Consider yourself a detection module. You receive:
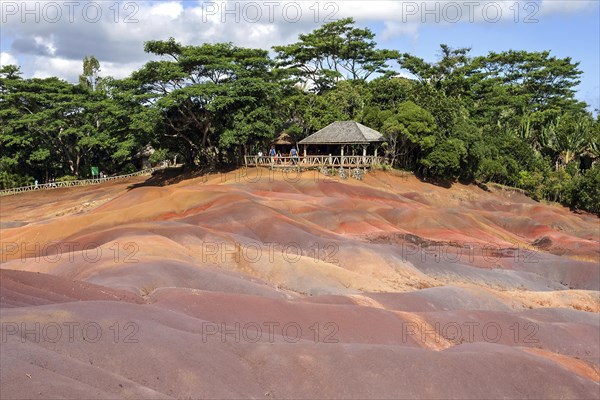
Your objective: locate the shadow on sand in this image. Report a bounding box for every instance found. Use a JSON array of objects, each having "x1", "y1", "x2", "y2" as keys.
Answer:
[
  {"x1": 126, "y1": 164, "x2": 243, "y2": 190},
  {"x1": 414, "y1": 173, "x2": 453, "y2": 189}
]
